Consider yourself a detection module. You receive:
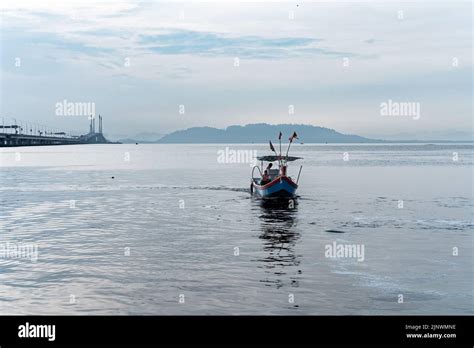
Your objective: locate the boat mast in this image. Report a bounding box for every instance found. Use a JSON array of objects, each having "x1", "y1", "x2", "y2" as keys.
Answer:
[{"x1": 278, "y1": 131, "x2": 282, "y2": 170}]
